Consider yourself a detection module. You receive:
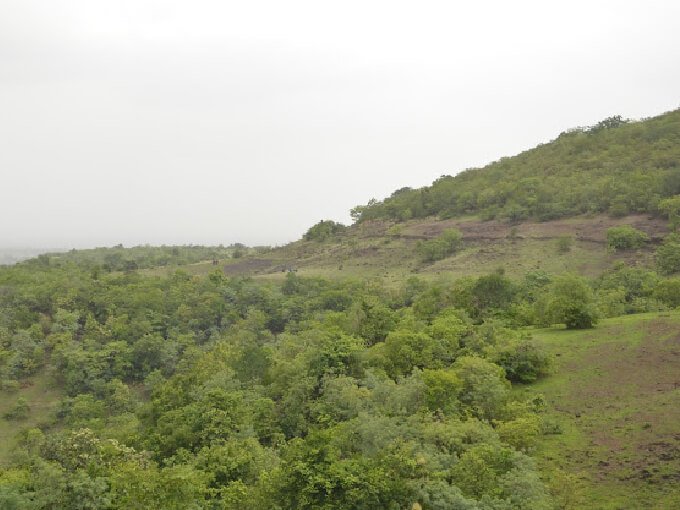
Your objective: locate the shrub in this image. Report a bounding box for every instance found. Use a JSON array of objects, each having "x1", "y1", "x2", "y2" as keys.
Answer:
[
  {"x1": 556, "y1": 235, "x2": 573, "y2": 253},
  {"x1": 538, "y1": 274, "x2": 599, "y2": 329},
  {"x1": 653, "y1": 280, "x2": 680, "y2": 308},
  {"x1": 606, "y1": 226, "x2": 649, "y2": 251},
  {"x1": 656, "y1": 233, "x2": 680, "y2": 274},
  {"x1": 417, "y1": 228, "x2": 464, "y2": 262},
  {"x1": 497, "y1": 415, "x2": 541, "y2": 451},
  {"x1": 304, "y1": 220, "x2": 347, "y2": 241},
  {"x1": 5, "y1": 397, "x2": 30, "y2": 420}
]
